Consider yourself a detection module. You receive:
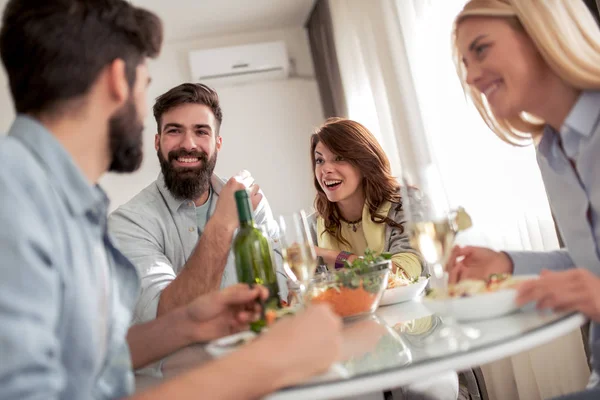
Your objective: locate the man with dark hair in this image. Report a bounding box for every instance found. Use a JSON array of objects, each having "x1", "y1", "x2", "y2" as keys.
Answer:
[
  {"x1": 0, "y1": 1, "x2": 342, "y2": 399},
  {"x1": 109, "y1": 83, "x2": 288, "y2": 322}
]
